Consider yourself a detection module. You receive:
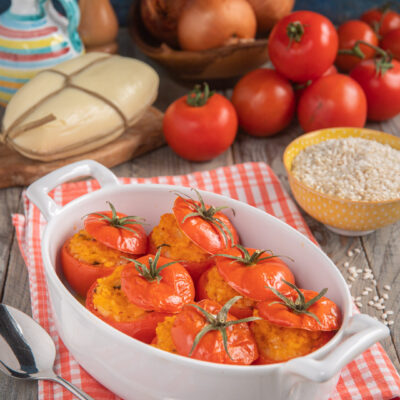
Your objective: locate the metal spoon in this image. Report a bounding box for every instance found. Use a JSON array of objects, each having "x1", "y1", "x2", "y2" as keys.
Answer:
[{"x1": 0, "y1": 303, "x2": 94, "y2": 400}]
